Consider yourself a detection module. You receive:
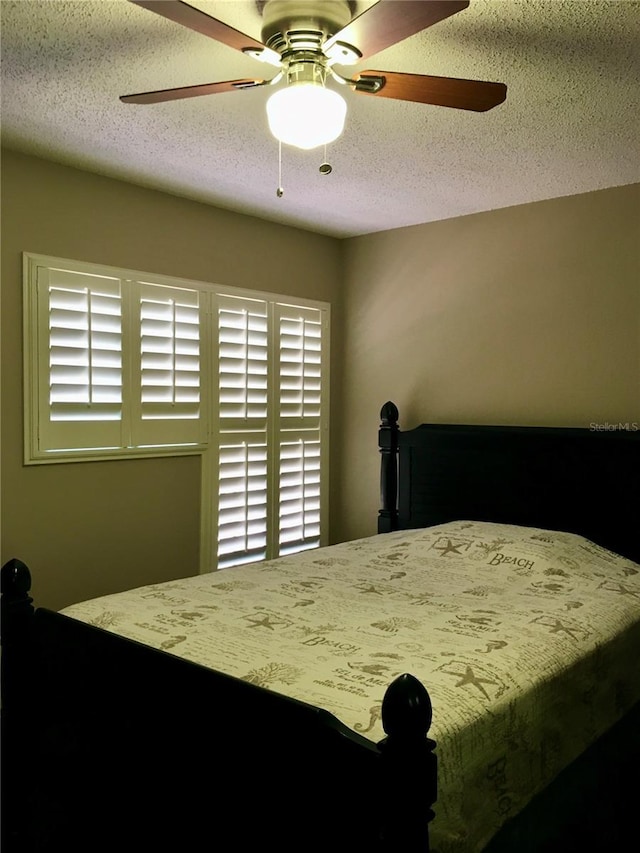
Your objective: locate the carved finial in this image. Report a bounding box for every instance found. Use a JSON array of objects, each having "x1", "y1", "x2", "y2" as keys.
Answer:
[
  {"x1": 1, "y1": 559, "x2": 32, "y2": 597},
  {"x1": 380, "y1": 401, "x2": 399, "y2": 425},
  {"x1": 381, "y1": 673, "x2": 433, "y2": 740}
]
